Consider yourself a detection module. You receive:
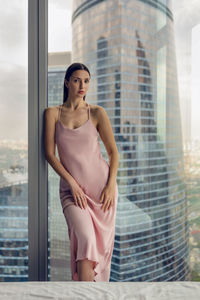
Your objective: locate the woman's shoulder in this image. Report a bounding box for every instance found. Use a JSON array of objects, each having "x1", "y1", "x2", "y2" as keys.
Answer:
[
  {"x1": 44, "y1": 105, "x2": 60, "y2": 122},
  {"x1": 45, "y1": 105, "x2": 61, "y2": 114},
  {"x1": 89, "y1": 104, "x2": 105, "y2": 115},
  {"x1": 45, "y1": 105, "x2": 61, "y2": 110},
  {"x1": 89, "y1": 104, "x2": 108, "y2": 125}
]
